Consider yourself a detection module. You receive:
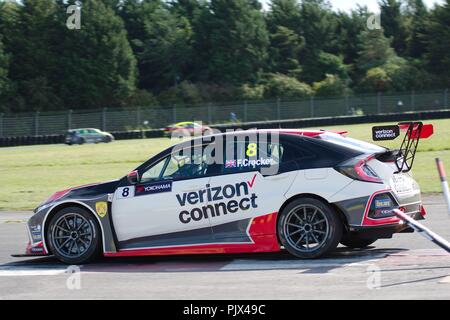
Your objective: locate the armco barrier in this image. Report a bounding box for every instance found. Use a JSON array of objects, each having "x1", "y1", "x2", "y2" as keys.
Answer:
[
  {"x1": 212, "y1": 109, "x2": 450, "y2": 131},
  {"x1": 1, "y1": 109, "x2": 449, "y2": 147},
  {"x1": 0, "y1": 134, "x2": 65, "y2": 147}
]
